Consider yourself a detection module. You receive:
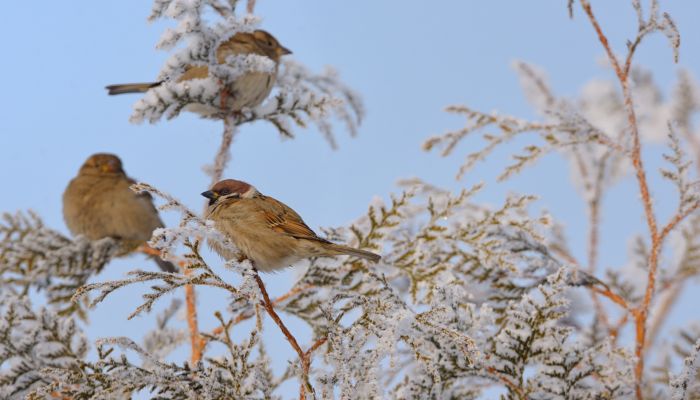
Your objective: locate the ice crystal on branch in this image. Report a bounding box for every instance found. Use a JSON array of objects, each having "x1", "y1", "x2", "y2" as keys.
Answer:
[
  {"x1": 0, "y1": 211, "x2": 119, "y2": 318},
  {"x1": 0, "y1": 294, "x2": 87, "y2": 399},
  {"x1": 29, "y1": 329, "x2": 277, "y2": 399},
  {"x1": 142, "y1": 299, "x2": 188, "y2": 364},
  {"x1": 125, "y1": 0, "x2": 363, "y2": 149},
  {"x1": 662, "y1": 125, "x2": 700, "y2": 215},
  {"x1": 1, "y1": 0, "x2": 699, "y2": 398},
  {"x1": 669, "y1": 335, "x2": 700, "y2": 400},
  {"x1": 423, "y1": 62, "x2": 693, "y2": 201}
]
